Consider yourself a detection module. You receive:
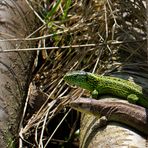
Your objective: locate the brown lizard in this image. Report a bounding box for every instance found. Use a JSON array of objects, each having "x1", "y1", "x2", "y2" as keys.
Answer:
[{"x1": 69, "y1": 97, "x2": 148, "y2": 135}]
